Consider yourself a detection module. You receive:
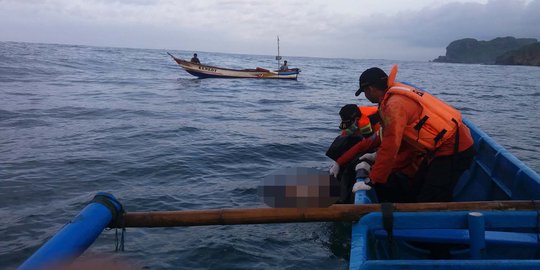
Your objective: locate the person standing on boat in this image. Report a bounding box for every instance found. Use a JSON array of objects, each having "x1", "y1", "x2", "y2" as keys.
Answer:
[
  {"x1": 353, "y1": 65, "x2": 476, "y2": 202},
  {"x1": 279, "y1": 60, "x2": 289, "y2": 71},
  {"x1": 190, "y1": 53, "x2": 200, "y2": 64}
]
